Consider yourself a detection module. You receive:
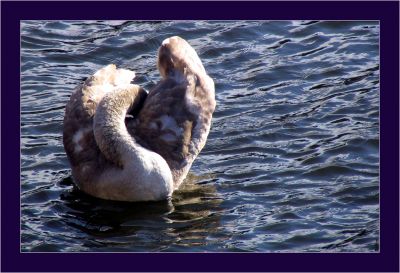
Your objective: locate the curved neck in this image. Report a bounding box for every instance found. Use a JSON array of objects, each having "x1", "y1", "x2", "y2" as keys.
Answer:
[
  {"x1": 92, "y1": 84, "x2": 174, "y2": 201},
  {"x1": 93, "y1": 85, "x2": 146, "y2": 166}
]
